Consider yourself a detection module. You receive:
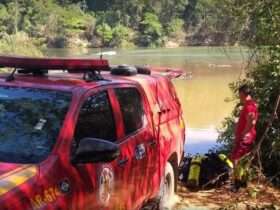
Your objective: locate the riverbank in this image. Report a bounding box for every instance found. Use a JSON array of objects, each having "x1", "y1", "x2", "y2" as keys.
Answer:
[
  {"x1": 0, "y1": 32, "x2": 240, "y2": 57},
  {"x1": 180, "y1": 129, "x2": 280, "y2": 209},
  {"x1": 175, "y1": 181, "x2": 280, "y2": 209}
]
